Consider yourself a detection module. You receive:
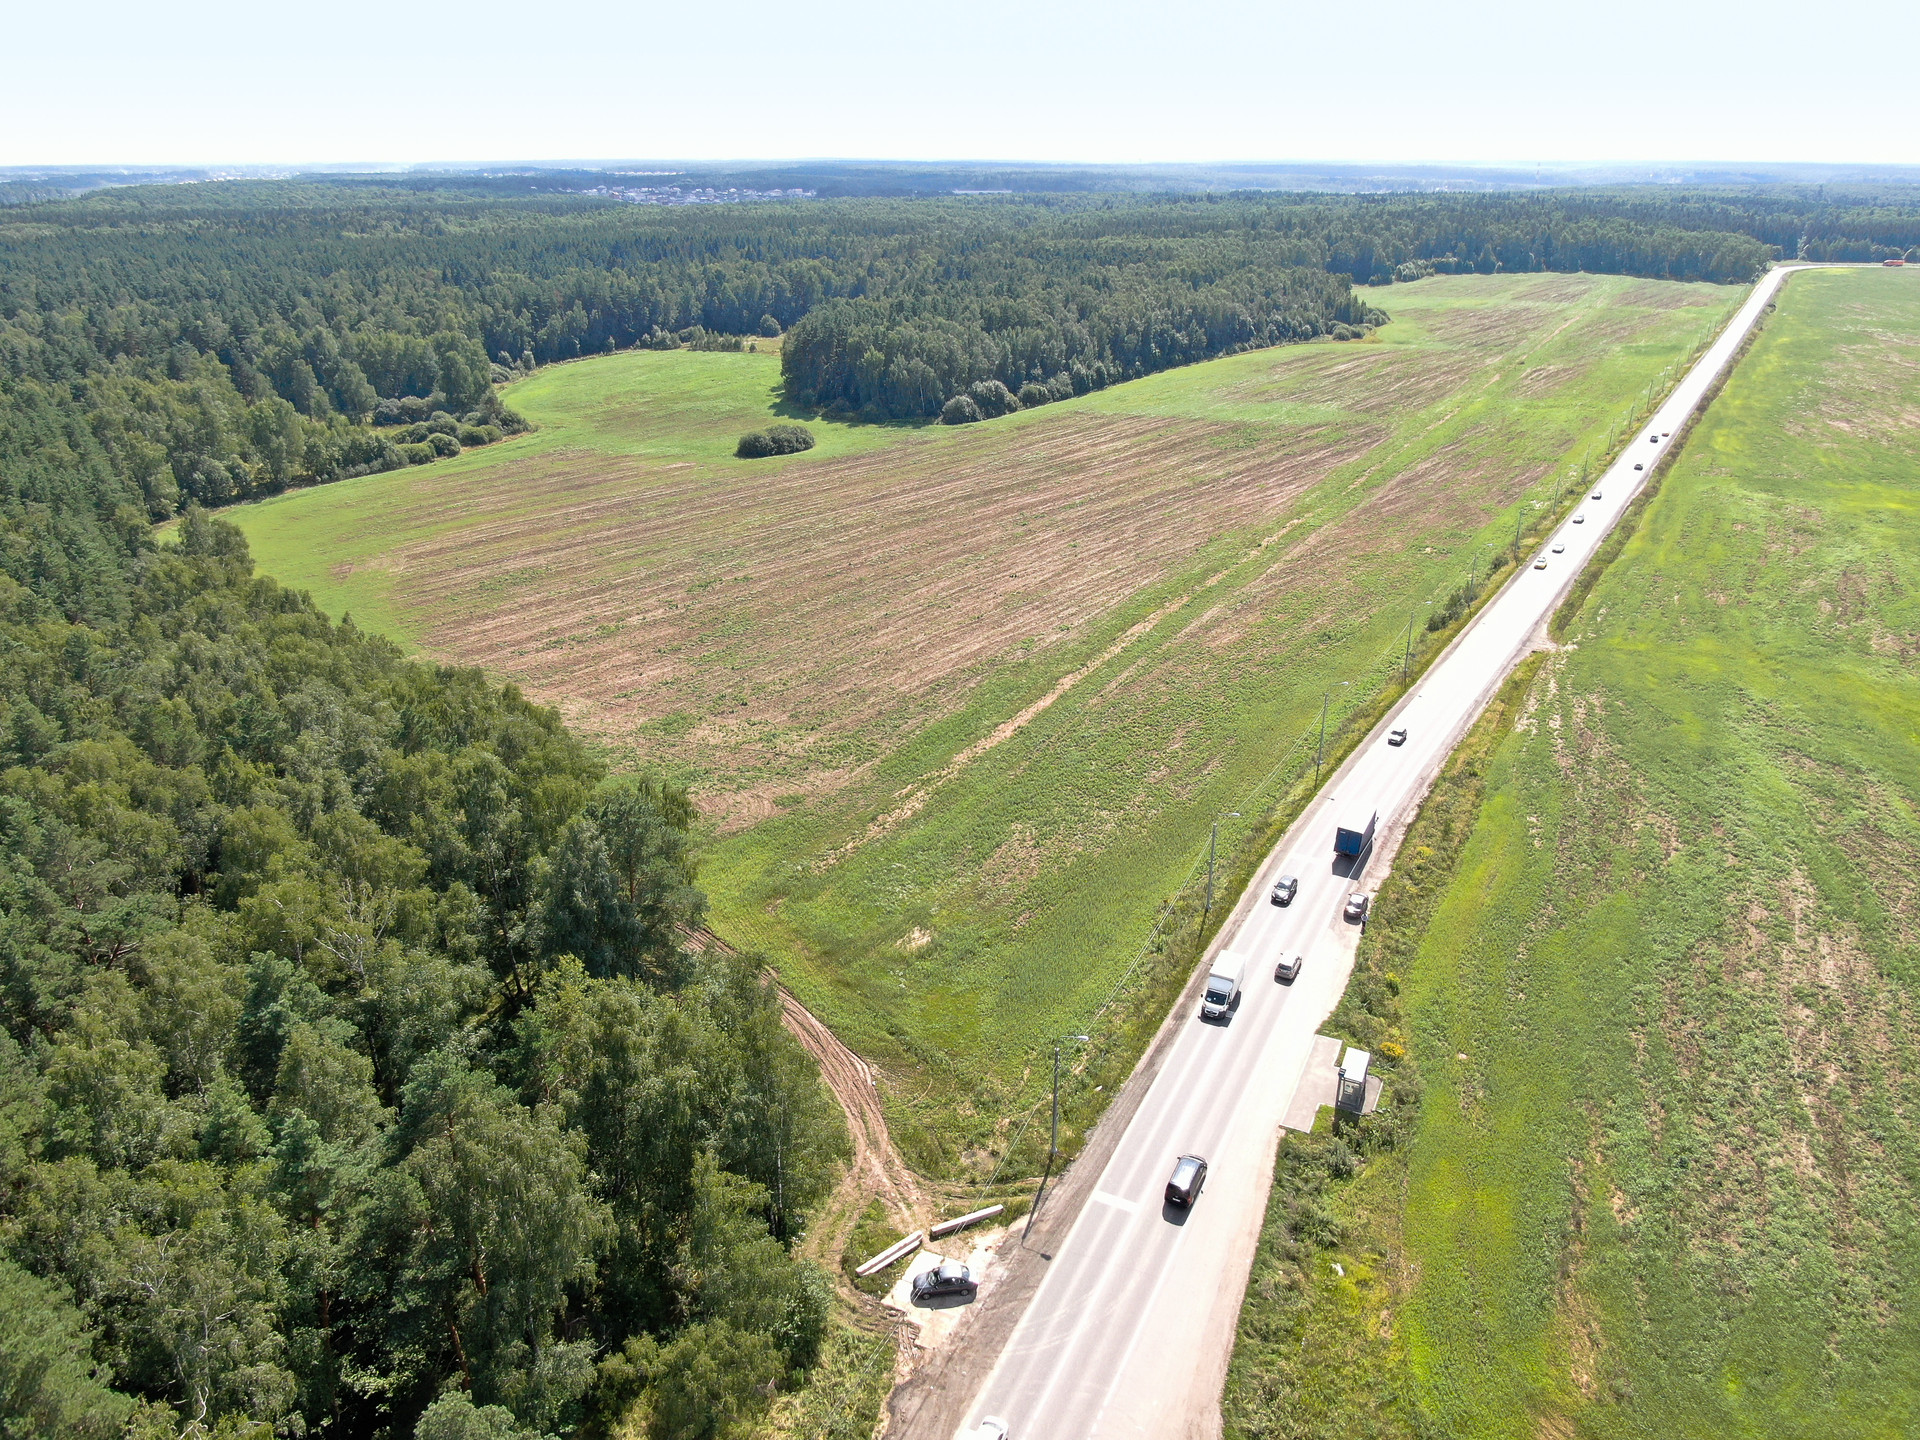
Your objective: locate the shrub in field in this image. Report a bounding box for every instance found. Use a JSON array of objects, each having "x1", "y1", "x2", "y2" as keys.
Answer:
[
  {"x1": 427, "y1": 431, "x2": 461, "y2": 457},
  {"x1": 968, "y1": 379, "x2": 1020, "y2": 417},
  {"x1": 1018, "y1": 381, "x2": 1052, "y2": 408},
  {"x1": 940, "y1": 394, "x2": 982, "y2": 425},
  {"x1": 735, "y1": 423, "x2": 815, "y2": 458},
  {"x1": 457, "y1": 424, "x2": 503, "y2": 447},
  {"x1": 758, "y1": 314, "x2": 783, "y2": 337},
  {"x1": 398, "y1": 440, "x2": 437, "y2": 465}
]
